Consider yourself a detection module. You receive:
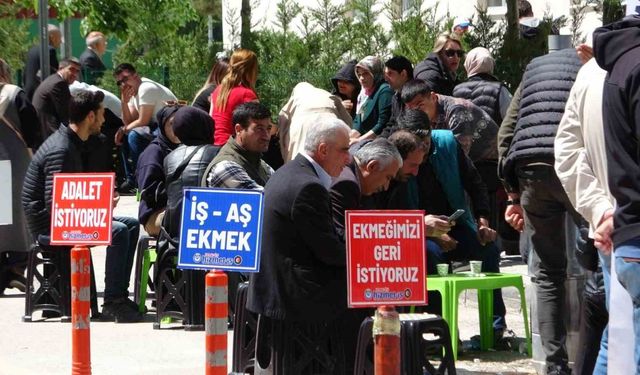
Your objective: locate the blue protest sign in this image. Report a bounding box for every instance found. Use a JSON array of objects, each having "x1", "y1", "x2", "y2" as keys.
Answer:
[{"x1": 178, "y1": 187, "x2": 264, "y2": 272}]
